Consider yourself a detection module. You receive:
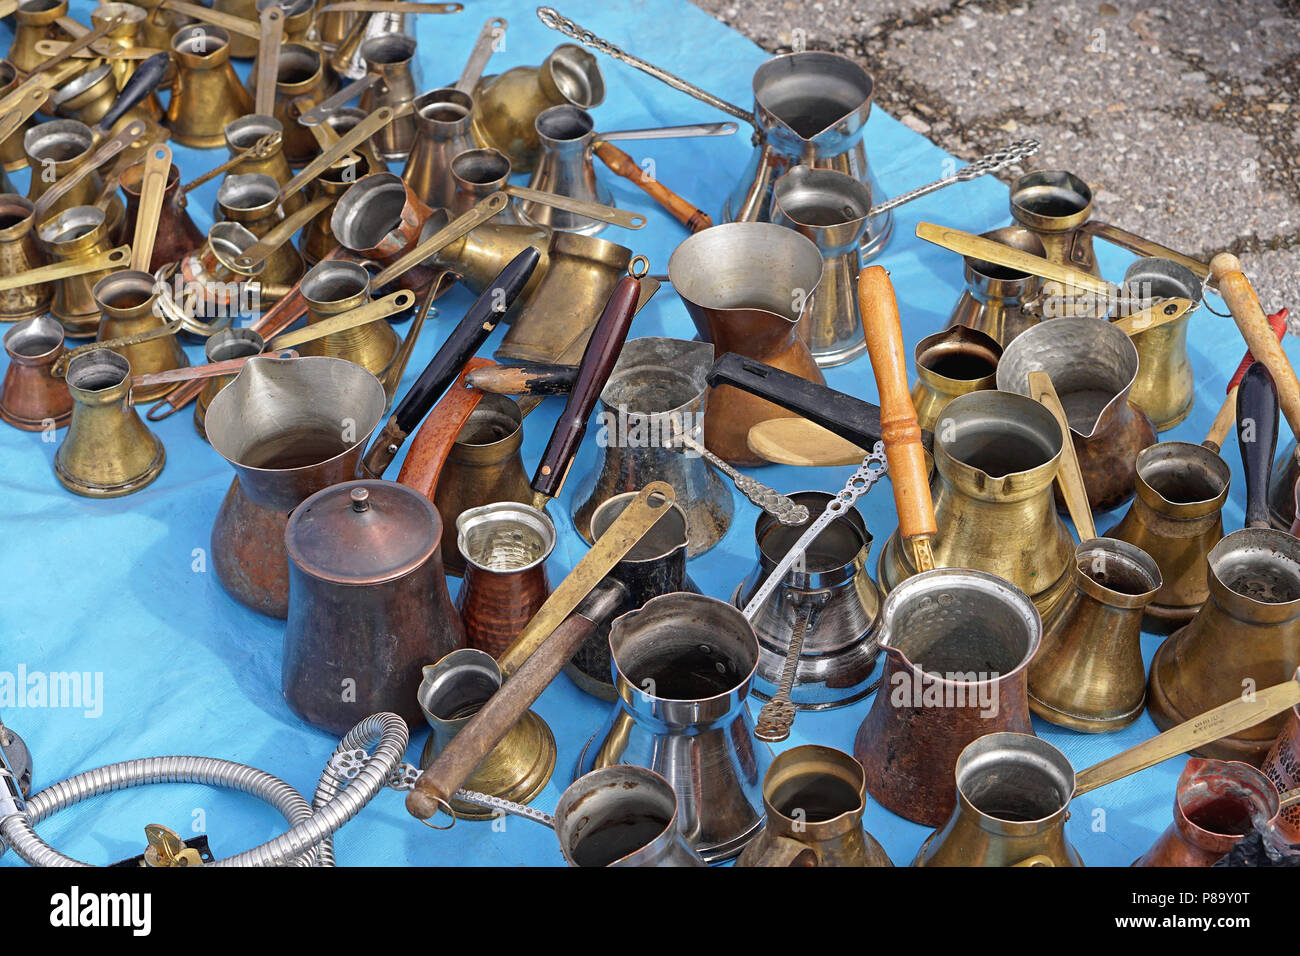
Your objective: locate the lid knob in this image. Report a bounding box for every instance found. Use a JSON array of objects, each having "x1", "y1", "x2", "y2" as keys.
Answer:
[{"x1": 350, "y1": 487, "x2": 370, "y2": 513}]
